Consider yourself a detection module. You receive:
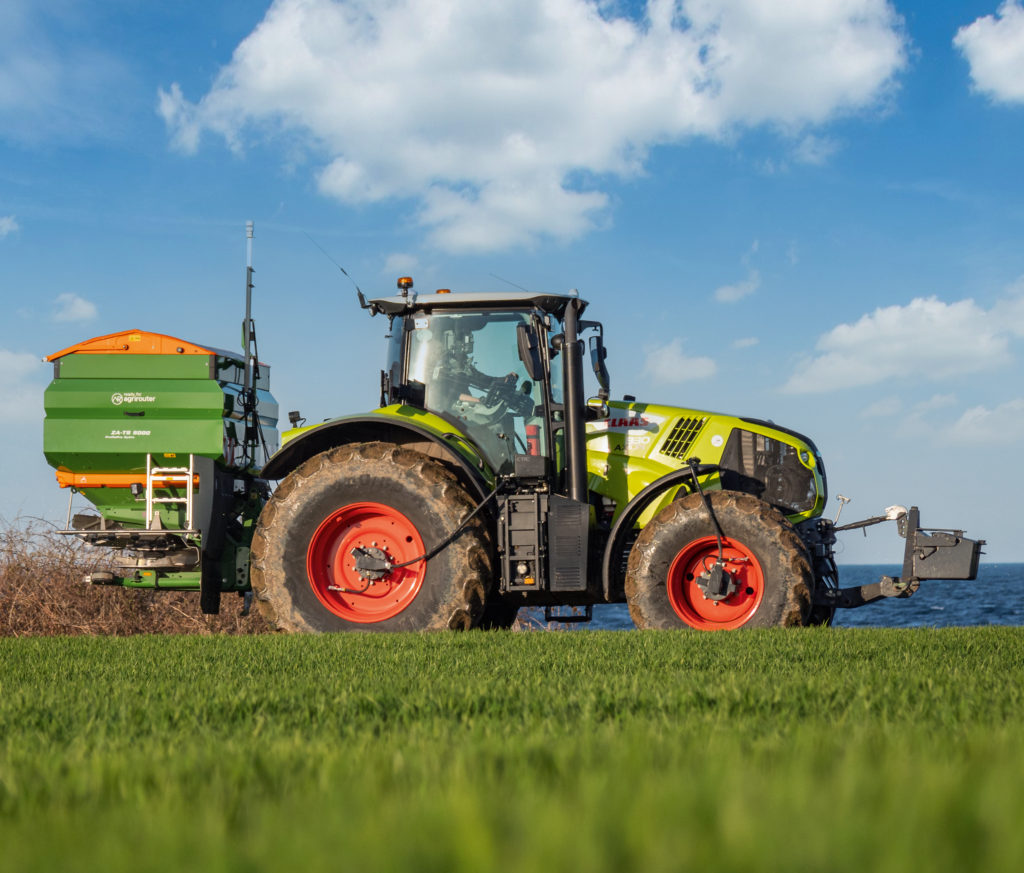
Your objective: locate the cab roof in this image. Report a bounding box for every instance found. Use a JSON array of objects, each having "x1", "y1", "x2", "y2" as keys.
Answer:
[{"x1": 368, "y1": 289, "x2": 588, "y2": 319}]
